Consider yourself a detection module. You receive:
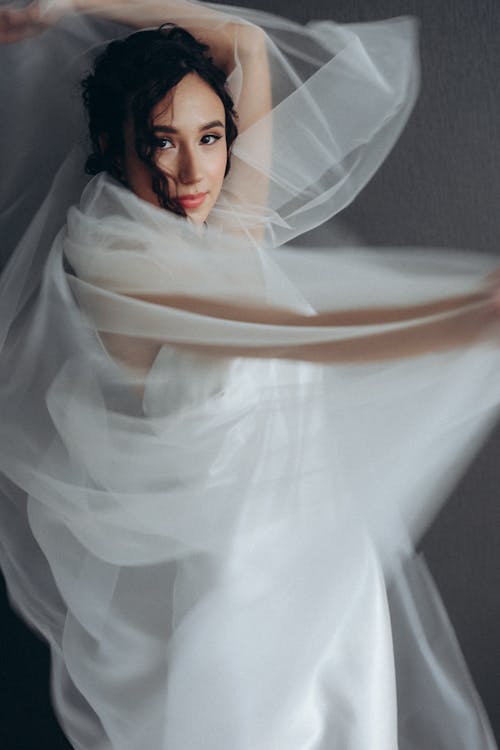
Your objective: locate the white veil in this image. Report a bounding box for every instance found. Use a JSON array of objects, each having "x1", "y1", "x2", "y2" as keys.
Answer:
[{"x1": 1, "y1": 4, "x2": 499, "y2": 749}]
